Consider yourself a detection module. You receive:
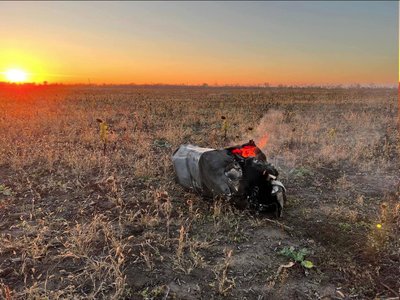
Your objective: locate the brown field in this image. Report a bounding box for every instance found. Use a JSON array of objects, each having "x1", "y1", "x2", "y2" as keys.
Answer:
[{"x1": 0, "y1": 86, "x2": 398, "y2": 299}]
